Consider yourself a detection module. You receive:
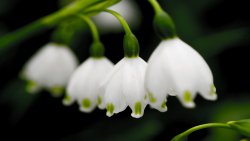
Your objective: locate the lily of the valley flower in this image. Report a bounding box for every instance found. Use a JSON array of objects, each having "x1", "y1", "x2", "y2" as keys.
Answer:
[
  {"x1": 93, "y1": 0, "x2": 141, "y2": 33},
  {"x1": 22, "y1": 43, "x2": 78, "y2": 96},
  {"x1": 145, "y1": 37, "x2": 217, "y2": 110},
  {"x1": 100, "y1": 57, "x2": 148, "y2": 118},
  {"x1": 64, "y1": 57, "x2": 114, "y2": 112}
]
